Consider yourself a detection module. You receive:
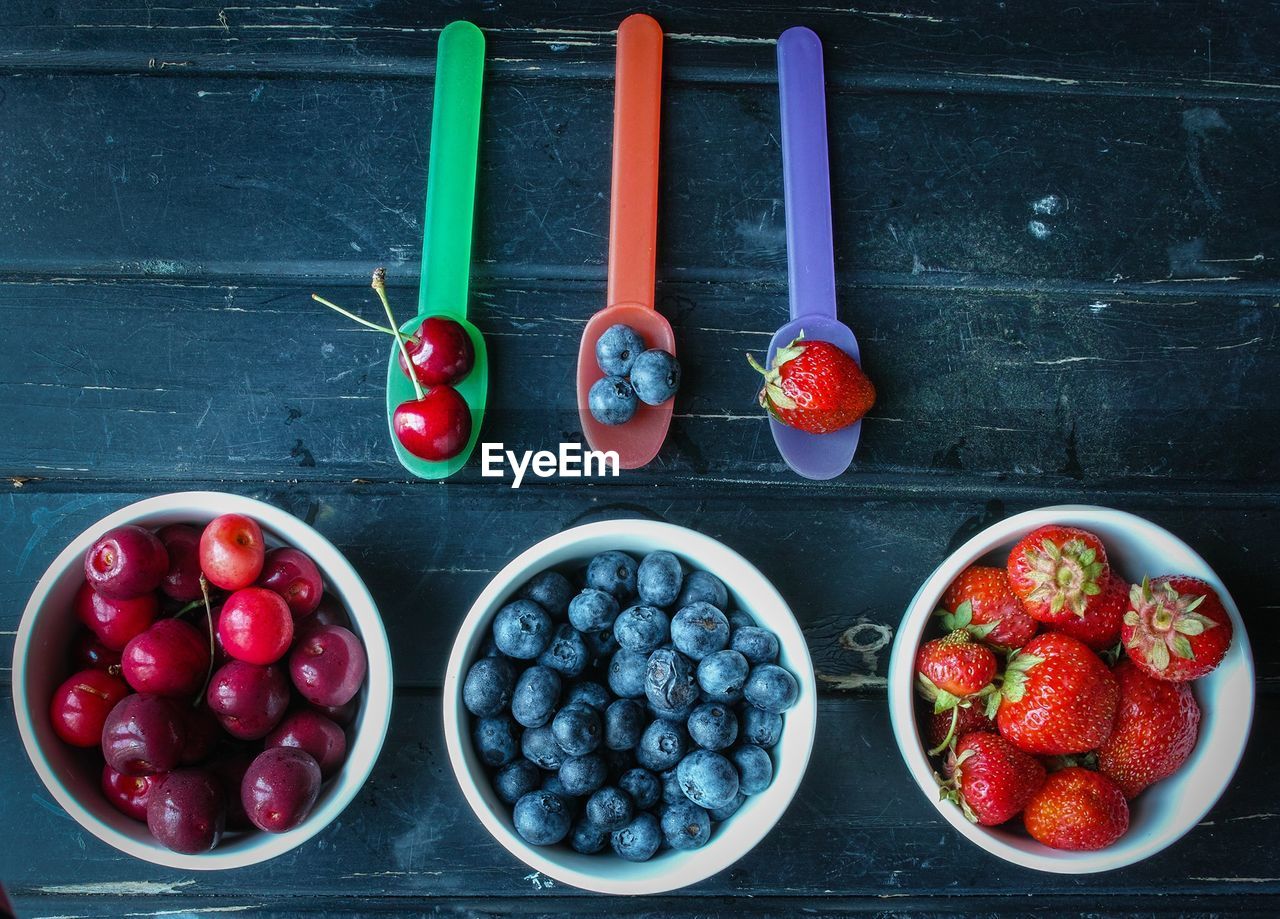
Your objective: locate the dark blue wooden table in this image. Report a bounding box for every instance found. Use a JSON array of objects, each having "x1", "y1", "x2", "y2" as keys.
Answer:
[{"x1": 2, "y1": 2, "x2": 1278, "y2": 915}]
